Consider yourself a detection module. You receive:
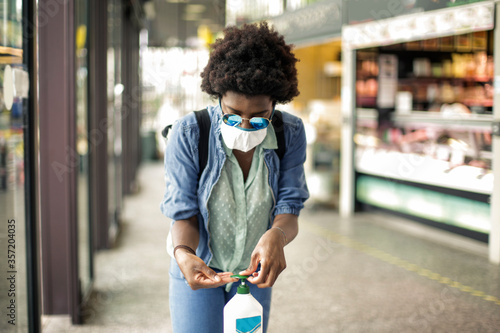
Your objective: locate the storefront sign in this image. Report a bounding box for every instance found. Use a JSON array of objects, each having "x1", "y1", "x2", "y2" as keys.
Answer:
[
  {"x1": 269, "y1": 0, "x2": 342, "y2": 45},
  {"x1": 343, "y1": 1, "x2": 494, "y2": 49},
  {"x1": 345, "y1": 0, "x2": 490, "y2": 25}
]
